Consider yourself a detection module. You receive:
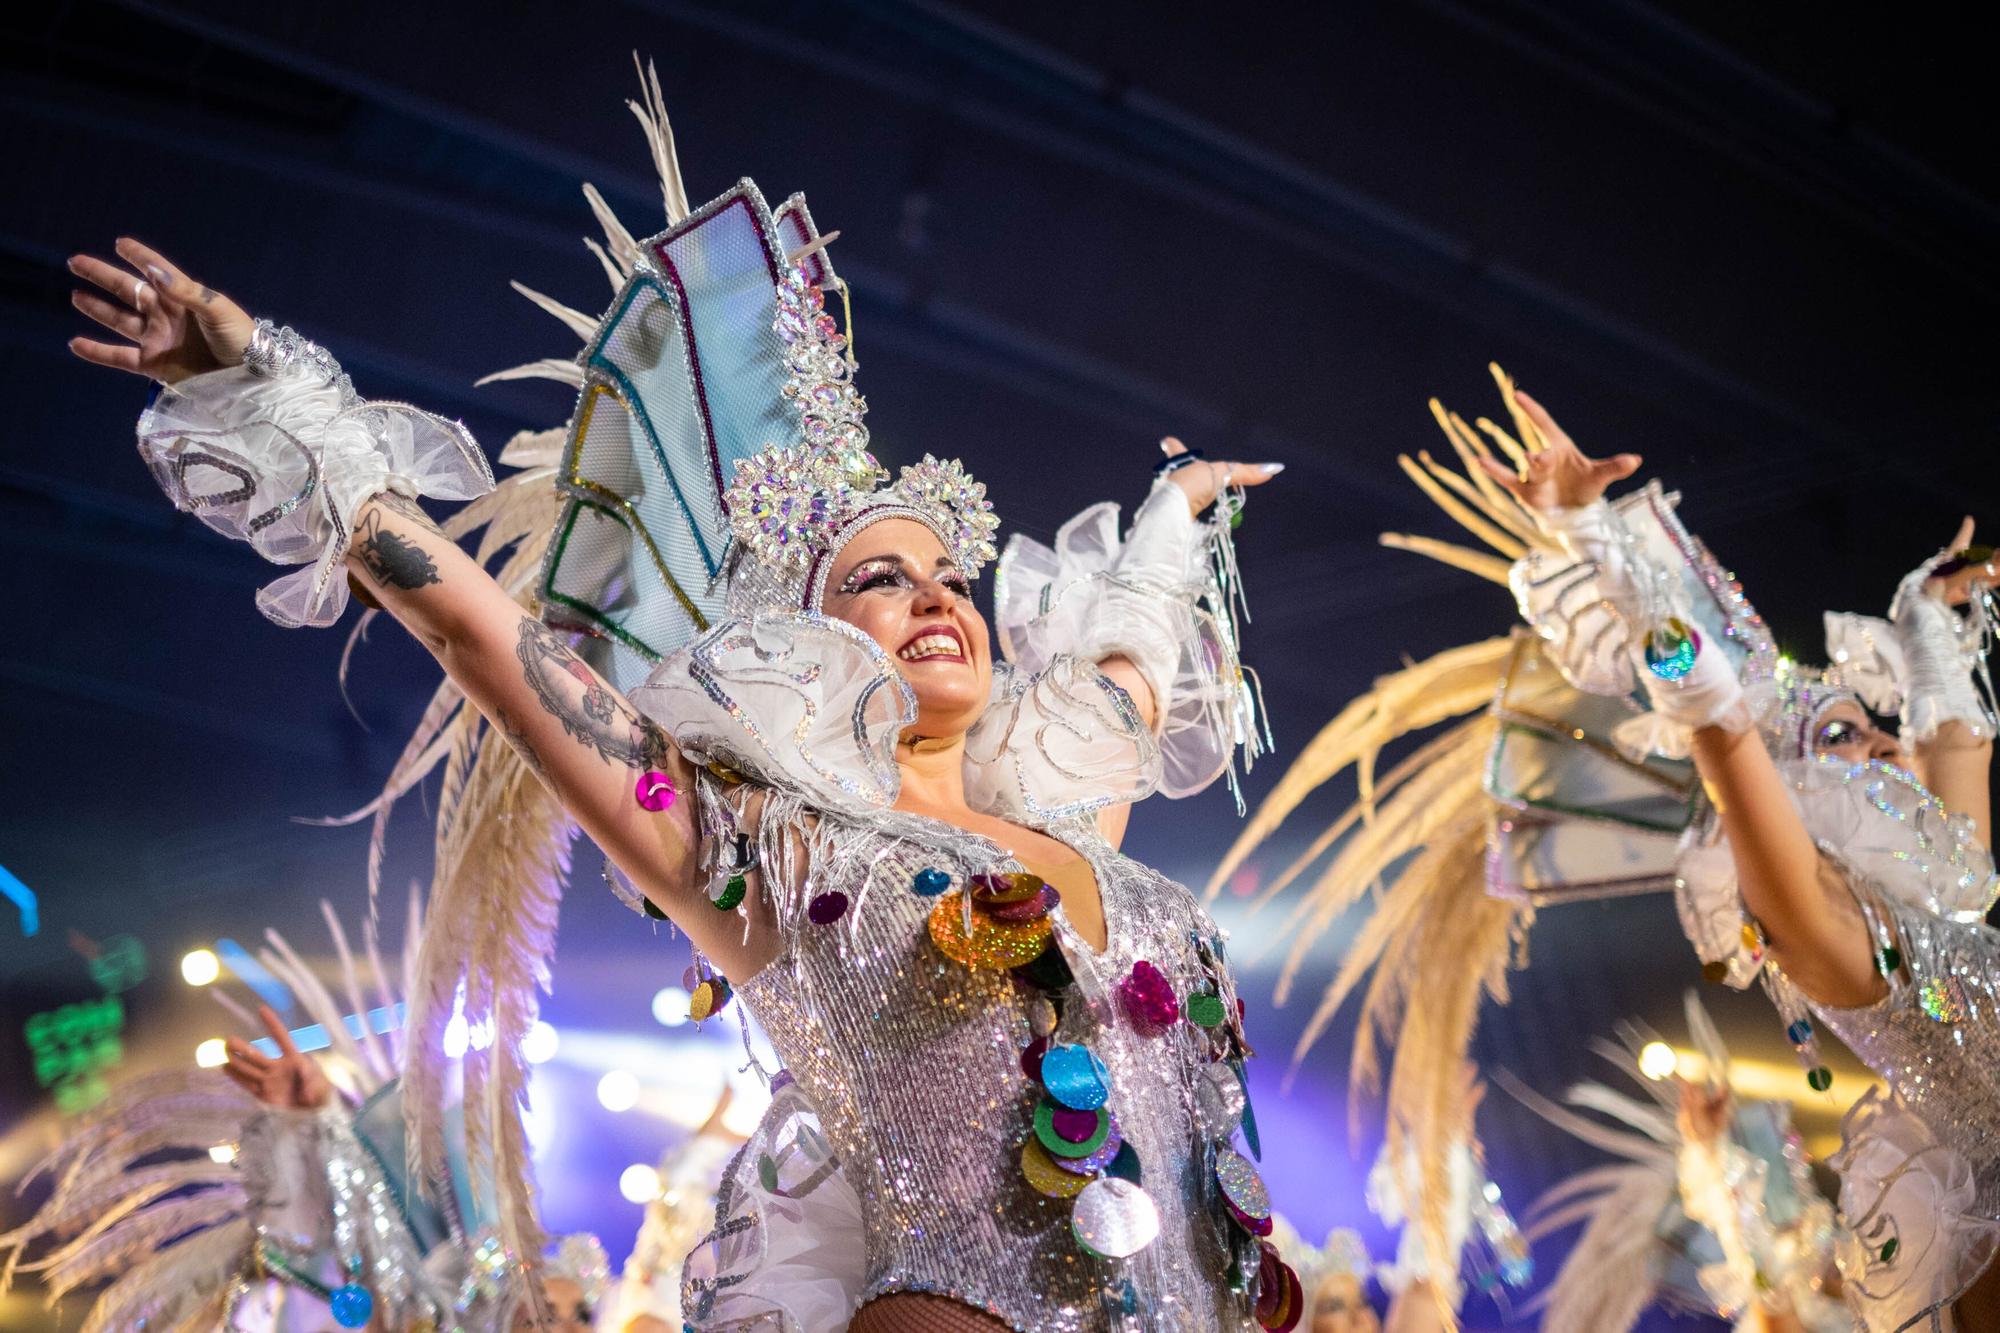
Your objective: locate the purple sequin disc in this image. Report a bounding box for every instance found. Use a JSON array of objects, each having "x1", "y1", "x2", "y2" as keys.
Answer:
[
  {"x1": 1053, "y1": 1118, "x2": 1124, "y2": 1176},
  {"x1": 1050, "y1": 1105, "x2": 1101, "y2": 1143},
  {"x1": 807, "y1": 891, "x2": 849, "y2": 924}
]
